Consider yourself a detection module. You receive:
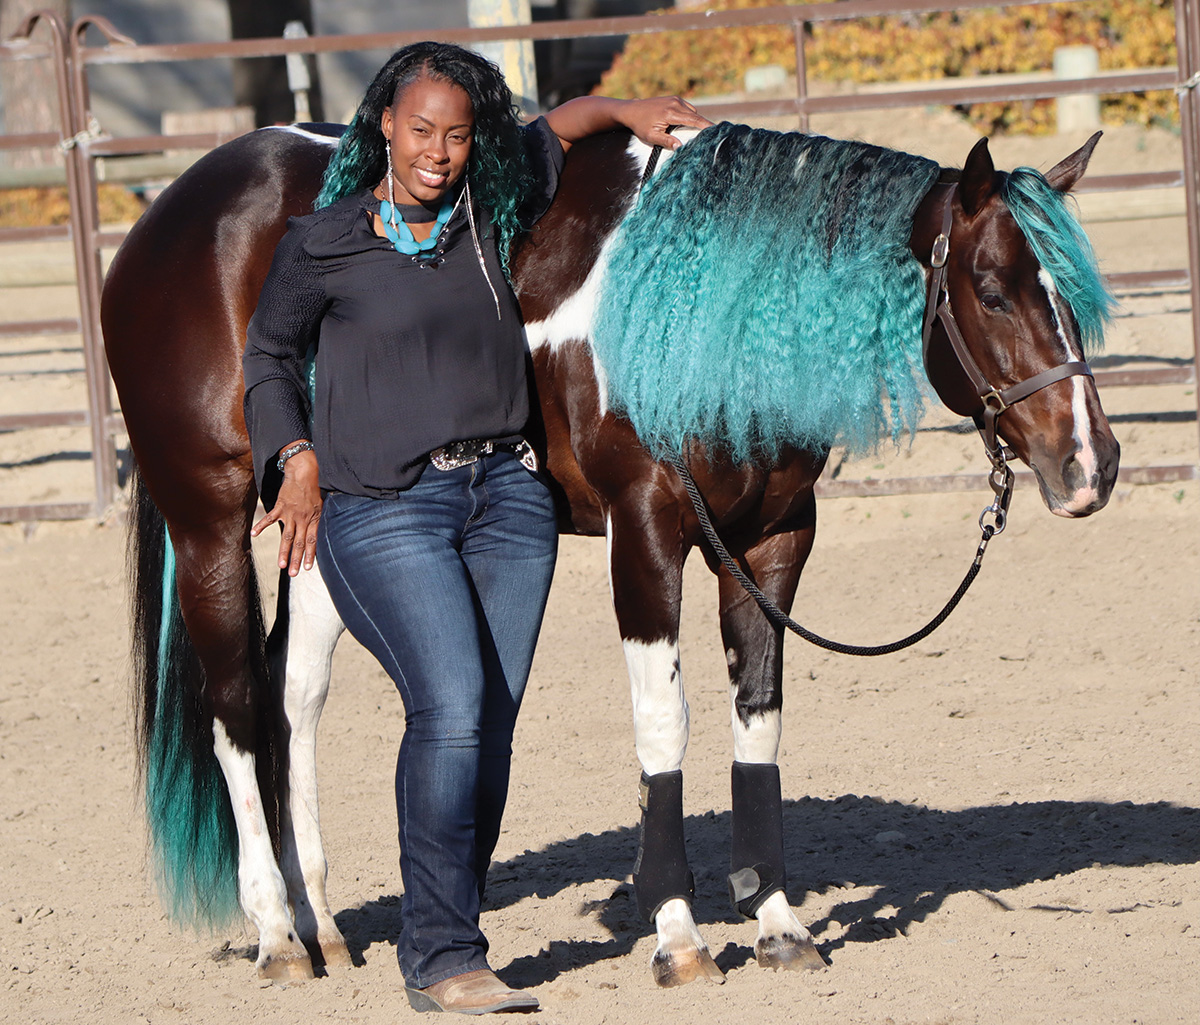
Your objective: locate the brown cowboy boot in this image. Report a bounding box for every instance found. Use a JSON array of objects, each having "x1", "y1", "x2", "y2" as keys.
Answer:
[{"x1": 406, "y1": 968, "x2": 539, "y2": 1015}]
